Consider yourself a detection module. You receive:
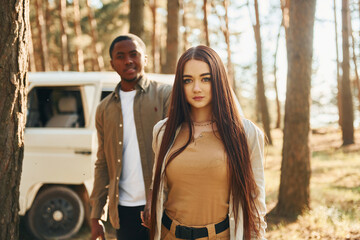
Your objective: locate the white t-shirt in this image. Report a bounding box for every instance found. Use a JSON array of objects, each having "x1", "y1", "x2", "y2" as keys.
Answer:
[{"x1": 118, "y1": 89, "x2": 146, "y2": 206}]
